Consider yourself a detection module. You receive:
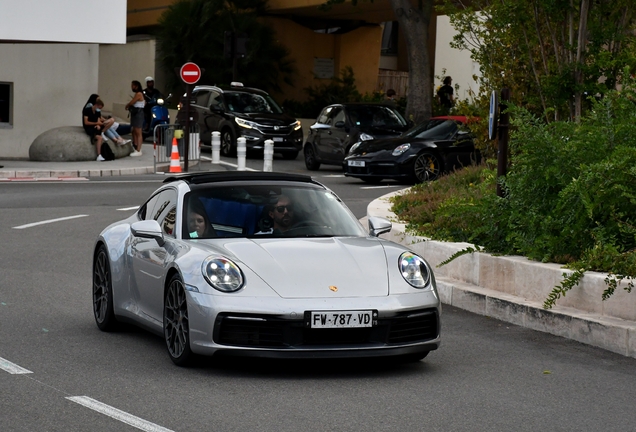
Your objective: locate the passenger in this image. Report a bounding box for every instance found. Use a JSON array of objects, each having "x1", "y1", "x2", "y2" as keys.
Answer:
[
  {"x1": 143, "y1": 76, "x2": 162, "y2": 134},
  {"x1": 187, "y1": 200, "x2": 215, "y2": 238},
  {"x1": 125, "y1": 80, "x2": 145, "y2": 156}
]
